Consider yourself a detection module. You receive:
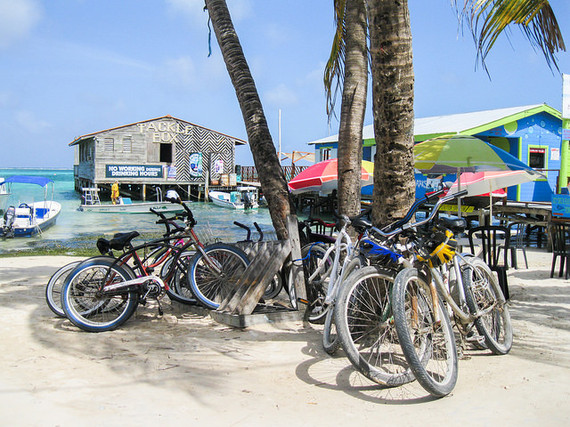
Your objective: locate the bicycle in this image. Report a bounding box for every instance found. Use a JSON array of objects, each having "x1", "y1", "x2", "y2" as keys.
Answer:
[
  {"x1": 391, "y1": 195, "x2": 513, "y2": 397},
  {"x1": 301, "y1": 211, "x2": 373, "y2": 355},
  {"x1": 60, "y1": 191, "x2": 250, "y2": 331},
  {"x1": 45, "y1": 206, "x2": 188, "y2": 317},
  {"x1": 333, "y1": 188, "x2": 454, "y2": 387}
]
